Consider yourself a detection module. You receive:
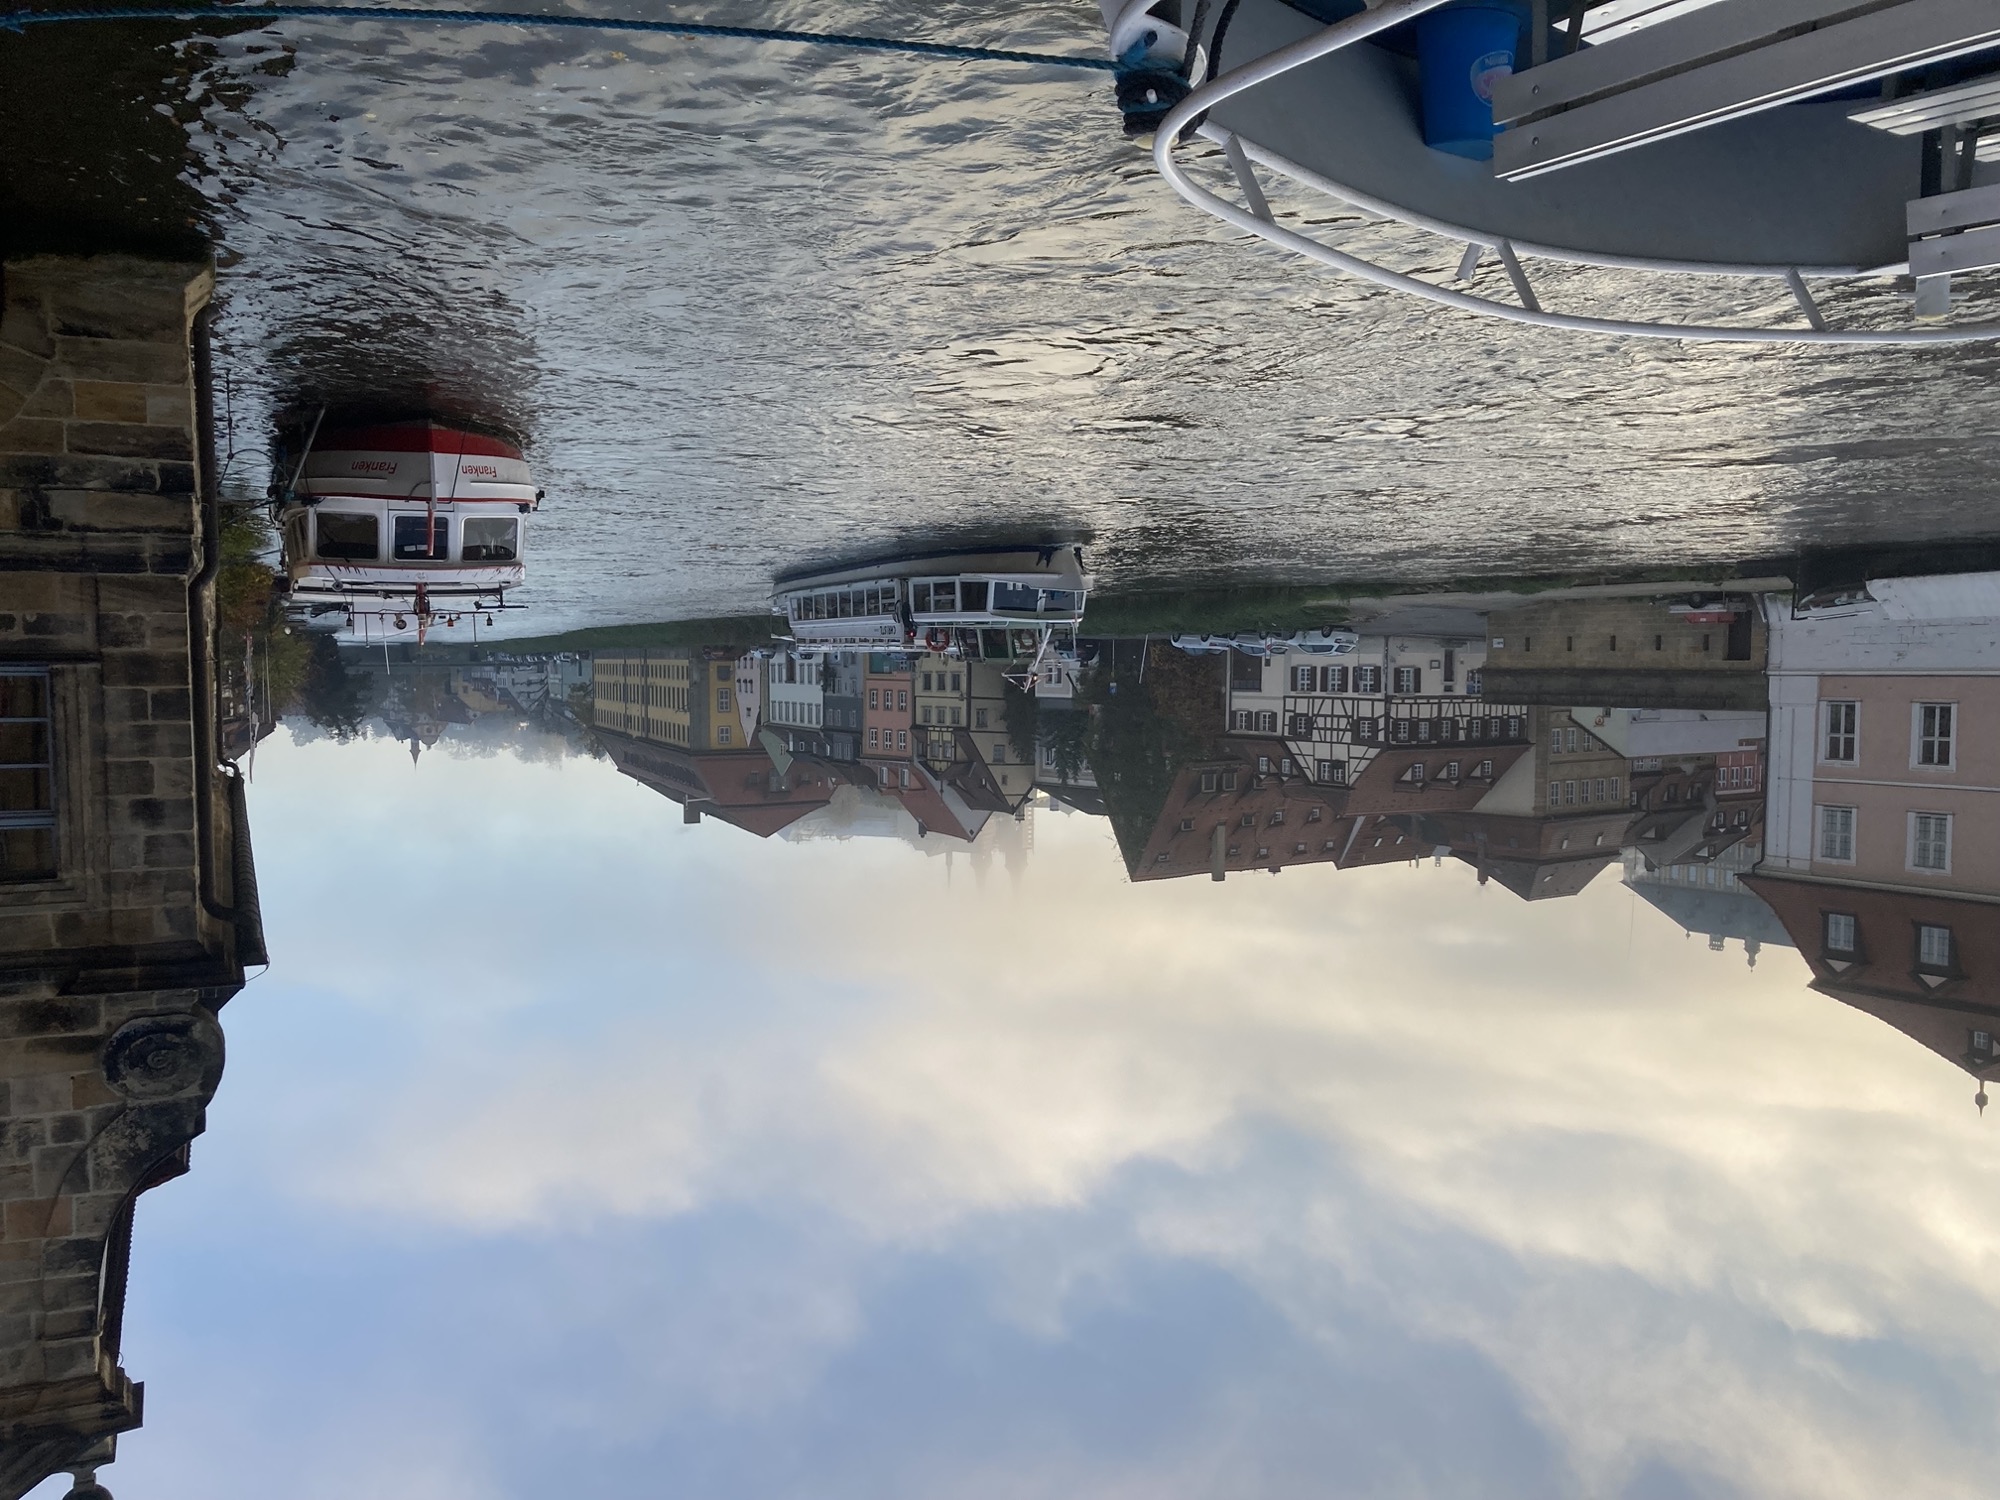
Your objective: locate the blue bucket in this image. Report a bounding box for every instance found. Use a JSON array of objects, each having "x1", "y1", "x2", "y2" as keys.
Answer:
[{"x1": 1417, "y1": 0, "x2": 1526, "y2": 160}]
